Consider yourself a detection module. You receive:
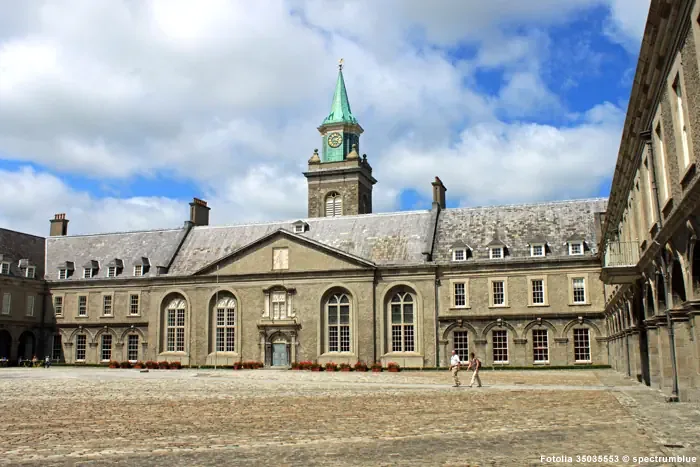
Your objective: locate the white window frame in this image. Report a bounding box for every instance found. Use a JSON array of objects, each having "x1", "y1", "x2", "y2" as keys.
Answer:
[
  {"x1": 128, "y1": 293, "x2": 140, "y2": 316},
  {"x1": 671, "y1": 71, "x2": 692, "y2": 172},
  {"x1": 270, "y1": 290, "x2": 287, "y2": 320},
  {"x1": 488, "y1": 278, "x2": 508, "y2": 307},
  {"x1": 58, "y1": 268, "x2": 67, "y2": 280},
  {"x1": 165, "y1": 298, "x2": 186, "y2": 352},
  {"x1": 127, "y1": 334, "x2": 139, "y2": 362},
  {"x1": 75, "y1": 334, "x2": 87, "y2": 362},
  {"x1": 452, "y1": 248, "x2": 467, "y2": 262},
  {"x1": 100, "y1": 334, "x2": 112, "y2": 362},
  {"x1": 528, "y1": 276, "x2": 548, "y2": 306},
  {"x1": 489, "y1": 247, "x2": 503, "y2": 259},
  {"x1": 451, "y1": 280, "x2": 469, "y2": 308},
  {"x1": 570, "y1": 276, "x2": 587, "y2": 305},
  {"x1": 389, "y1": 291, "x2": 415, "y2": 353},
  {"x1": 325, "y1": 192, "x2": 342, "y2": 217},
  {"x1": 293, "y1": 224, "x2": 304, "y2": 234},
  {"x1": 654, "y1": 120, "x2": 671, "y2": 205},
  {"x1": 530, "y1": 244, "x2": 545, "y2": 257},
  {"x1": 573, "y1": 328, "x2": 592, "y2": 363},
  {"x1": 53, "y1": 295, "x2": 64, "y2": 317},
  {"x1": 532, "y1": 329, "x2": 549, "y2": 364},
  {"x1": 326, "y1": 293, "x2": 352, "y2": 353},
  {"x1": 26, "y1": 266, "x2": 36, "y2": 278},
  {"x1": 214, "y1": 296, "x2": 236, "y2": 353},
  {"x1": 102, "y1": 294, "x2": 113, "y2": 316},
  {"x1": 26, "y1": 295, "x2": 35, "y2": 317},
  {"x1": 77, "y1": 295, "x2": 88, "y2": 317},
  {"x1": 491, "y1": 329, "x2": 509, "y2": 364},
  {"x1": 453, "y1": 330, "x2": 469, "y2": 361},
  {"x1": 107, "y1": 266, "x2": 116, "y2": 278},
  {"x1": 83, "y1": 267, "x2": 93, "y2": 279},
  {"x1": 0, "y1": 262, "x2": 10, "y2": 275},
  {"x1": 568, "y1": 241, "x2": 584, "y2": 256},
  {"x1": 133, "y1": 265, "x2": 143, "y2": 277},
  {"x1": 2, "y1": 292, "x2": 11, "y2": 315}
]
